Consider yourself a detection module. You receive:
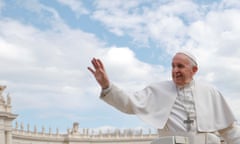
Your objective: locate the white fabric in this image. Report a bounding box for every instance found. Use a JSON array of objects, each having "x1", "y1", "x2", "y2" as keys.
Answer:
[
  {"x1": 157, "y1": 131, "x2": 221, "y2": 144},
  {"x1": 167, "y1": 81, "x2": 197, "y2": 132},
  {"x1": 177, "y1": 50, "x2": 198, "y2": 65},
  {"x1": 100, "y1": 80, "x2": 236, "y2": 132},
  {"x1": 220, "y1": 124, "x2": 240, "y2": 144},
  {"x1": 151, "y1": 136, "x2": 189, "y2": 144}
]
